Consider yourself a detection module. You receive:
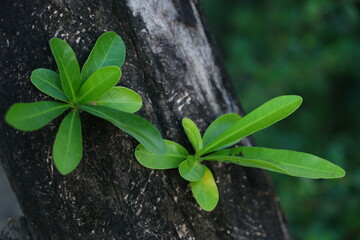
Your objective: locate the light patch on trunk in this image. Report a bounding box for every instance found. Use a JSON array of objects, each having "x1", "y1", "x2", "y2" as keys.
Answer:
[{"x1": 127, "y1": 0, "x2": 237, "y2": 114}]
